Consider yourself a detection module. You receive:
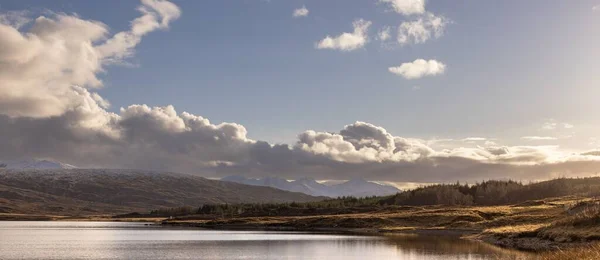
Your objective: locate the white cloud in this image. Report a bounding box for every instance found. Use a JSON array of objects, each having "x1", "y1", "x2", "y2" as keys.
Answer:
[
  {"x1": 316, "y1": 19, "x2": 371, "y2": 51},
  {"x1": 542, "y1": 121, "x2": 557, "y2": 130},
  {"x1": 0, "y1": 0, "x2": 180, "y2": 118},
  {"x1": 484, "y1": 140, "x2": 498, "y2": 146},
  {"x1": 388, "y1": 59, "x2": 446, "y2": 79},
  {"x1": 296, "y1": 121, "x2": 433, "y2": 163},
  {"x1": 97, "y1": 0, "x2": 181, "y2": 63},
  {"x1": 541, "y1": 120, "x2": 574, "y2": 130},
  {"x1": 293, "y1": 6, "x2": 309, "y2": 17},
  {"x1": 593, "y1": 5, "x2": 600, "y2": 11},
  {"x1": 521, "y1": 136, "x2": 558, "y2": 141},
  {"x1": 377, "y1": 26, "x2": 391, "y2": 41},
  {"x1": 397, "y1": 12, "x2": 449, "y2": 45},
  {"x1": 379, "y1": 0, "x2": 425, "y2": 16},
  {"x1": 462, "y1": 137, "x2": 487, "y2": 142}
]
